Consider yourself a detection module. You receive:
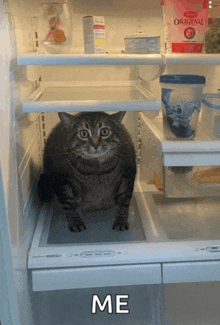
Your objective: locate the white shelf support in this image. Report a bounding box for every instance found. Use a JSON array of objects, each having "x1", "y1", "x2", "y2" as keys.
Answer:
[{"x1": 138, "y1": 61, "x2": 166, "y2": 82}]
